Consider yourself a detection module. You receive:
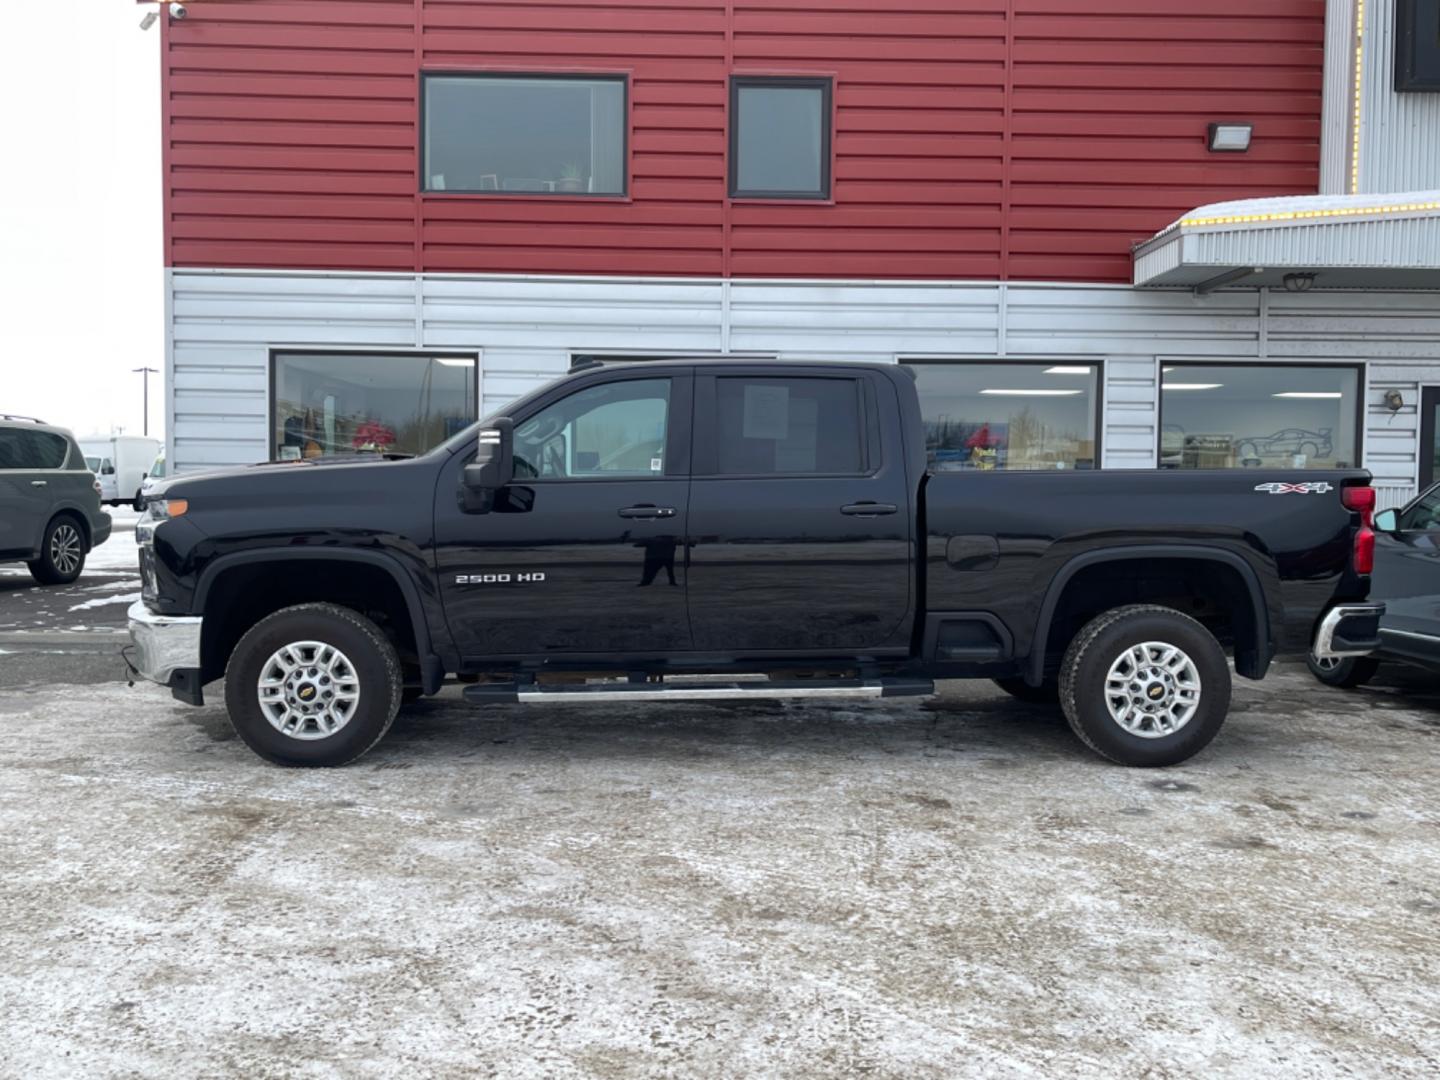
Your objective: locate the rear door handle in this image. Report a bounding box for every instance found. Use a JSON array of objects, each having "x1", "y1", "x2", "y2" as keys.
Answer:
[
  {"x1": 841, "y1": 502, "x2": 897, "y2": 517},
  {"x1": 618, "y1": 504, "x2": 677, "y2": 519},
  {"x1": 30, "y1": 480, "x2": 47, "y2": 487}
]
